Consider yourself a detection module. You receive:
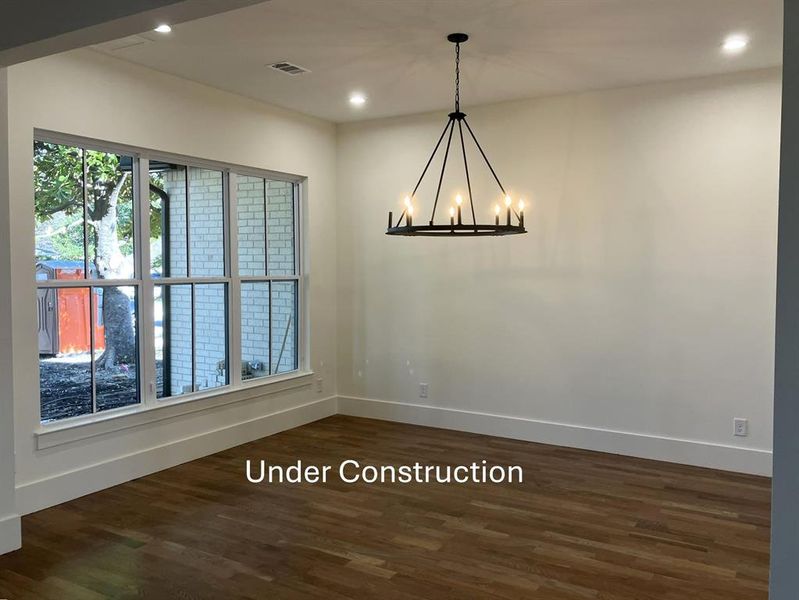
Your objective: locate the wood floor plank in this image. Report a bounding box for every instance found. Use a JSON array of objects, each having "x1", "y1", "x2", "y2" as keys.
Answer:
[{"x1": 0, "y1": 415, "x2": 771, "y2": 599}]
